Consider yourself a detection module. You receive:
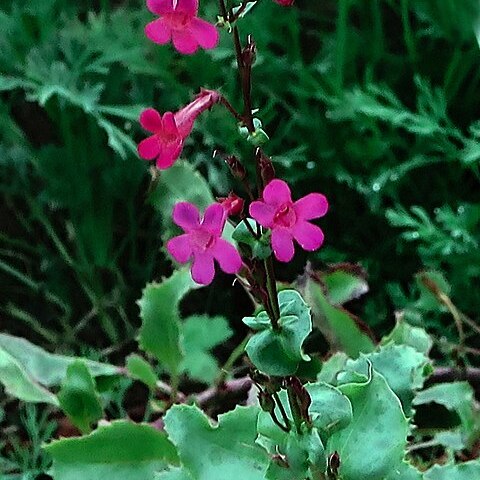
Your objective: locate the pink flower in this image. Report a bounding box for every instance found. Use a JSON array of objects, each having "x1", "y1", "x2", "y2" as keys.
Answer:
[
  {"x1": 138, "y1": 89, "x2": 220, "y2": 169},
  {"x1": 249, "y1": 179, "x2": 328, "y2": 262},
  {"x1": 145, "y1": 0, "x2": 219, "y2": 55},
  {"x1": 167, "y1": 202, "x2": 243, "y2": 285},
  {"x1": 218, "y1": 192, "x2": 244, "y2": 217},
  {"x1": 274, "y1": 0, "x2": 294, "y2": 5}
]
